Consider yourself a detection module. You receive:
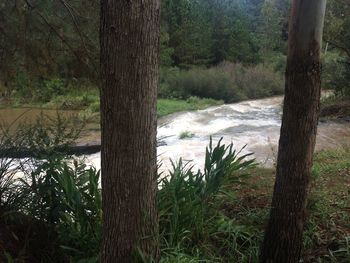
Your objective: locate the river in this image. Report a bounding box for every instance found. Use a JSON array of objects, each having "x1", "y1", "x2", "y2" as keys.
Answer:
[
  {"x1": 86, "y1": 96, "x2": 350, "y2": 171},
  {"x1": 1, "y1": 96, "x2": 350, "y2": 172}
]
